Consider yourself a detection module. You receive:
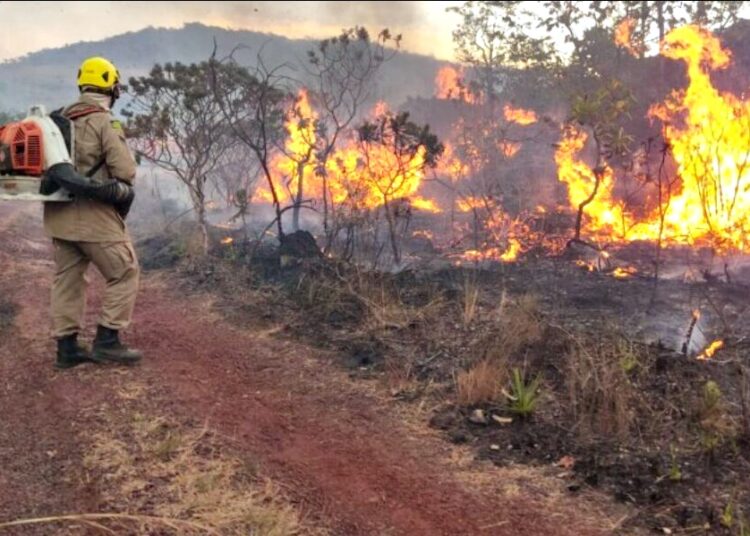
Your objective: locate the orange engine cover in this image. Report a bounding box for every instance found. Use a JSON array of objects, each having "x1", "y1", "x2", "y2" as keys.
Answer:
[{"x1": 0, "y1": 121, "x2": 45, "y2": 176}]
